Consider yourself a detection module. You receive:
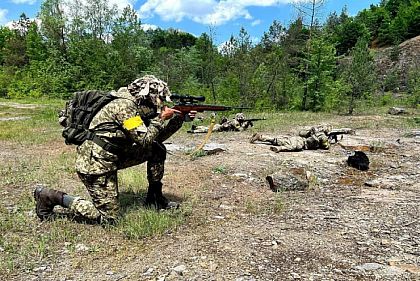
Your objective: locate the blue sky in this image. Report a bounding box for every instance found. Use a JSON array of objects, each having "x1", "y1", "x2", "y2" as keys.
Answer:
[{"x1": 0, "y1": 0, "x2": 381, "y2": 45}]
